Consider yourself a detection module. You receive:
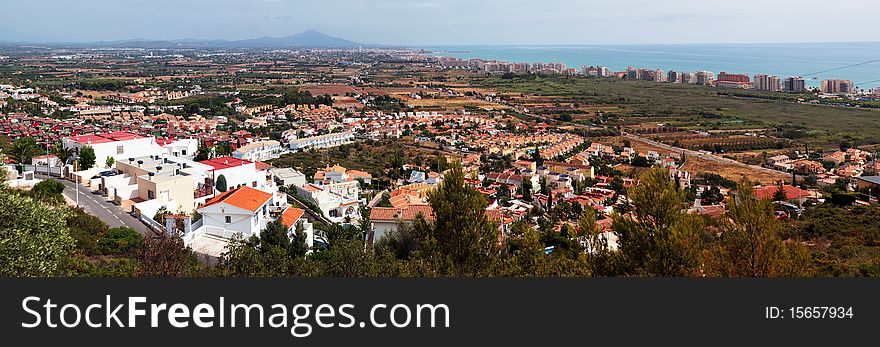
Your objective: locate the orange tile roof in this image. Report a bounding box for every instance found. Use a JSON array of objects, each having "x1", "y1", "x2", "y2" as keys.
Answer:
[
  {"x1": 199, "y1": 187, "x2": 272, "y2": 212},
  {"x1": 280, "y1": 207, "x2": 305, "y2": 228},
  {"x1": 255, "y1": 161, "x2": 273, "y2": 171},
  {"x1": 370, "y1": 205, "x2": 434, "y2": 221}
]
